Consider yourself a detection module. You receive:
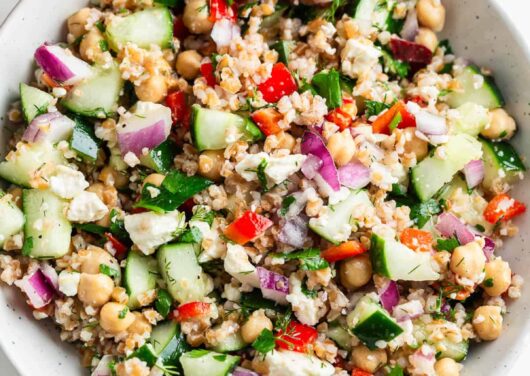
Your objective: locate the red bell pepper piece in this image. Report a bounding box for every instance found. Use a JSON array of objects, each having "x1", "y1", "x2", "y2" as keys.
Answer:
[
  {"x1": 200, "y1": 62, "x2": 216, "y2": 87},
  {"x1": 251, "y1": 107, "x2": 282, "y2": 136},
  {"x1": 400, "y1": 228, "x2": 433, "y2": 252},
  {"x1": 372, "y1": 101, "x2": 416, "y2": 134},
  {"x1": 321, "y1": 241, "x2": 367, "y2": 262},
  {"x1": 166, "y1": 91, "x2": 191, "y2": 128},
  {"x1": 389, "y1": 37, "x2": 433, "y2": 65},
  {"x1": 326, "y1": 98, "x2": 357, "y2": 130},
  {"x1": 483, "y1": 193, "x2": 526, "y2": 224},
  {"x1": 173, "y1": 302, "x2": 211, "y2": 321},
  {"x1": 209, "y1": 0, "x2": 237, "y2": 22},
  {"x1": 351, "y1": 369, "x2": 373, "y2": 376},
  {"x1": 258, "y1": 63, "x2": 298, "y2": 103},
  {"x1": 275, "y1": 321, "x2": 318, "y2": 353},
  {"x1": 224, "y1": 210, "x2": 273, "y2": 245},
  {"x1": 105, "y1": 233, "x2": 128, "y2": 259}
]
